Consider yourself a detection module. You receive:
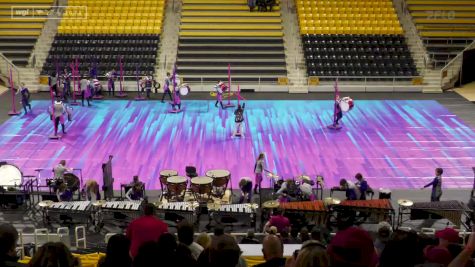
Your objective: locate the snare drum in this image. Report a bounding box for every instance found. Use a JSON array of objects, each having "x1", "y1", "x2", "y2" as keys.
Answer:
[
  {"x1": 206, "y1": 169, "x2": 231, "y2": 187},
  {"x1": 0, "y1": 163, "x2": 22, "y2": 187},
  {"x1": 191, "y1": 176, "x2": 213, "y2": 194},
  {"x1": 166, "y1": 176, "x2": 187, "y2": 196}
]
